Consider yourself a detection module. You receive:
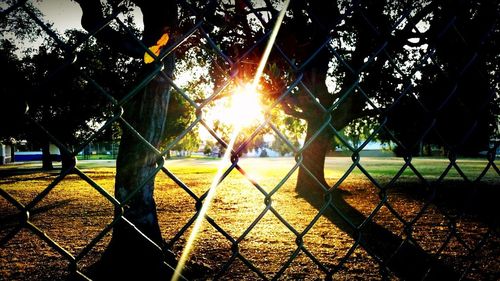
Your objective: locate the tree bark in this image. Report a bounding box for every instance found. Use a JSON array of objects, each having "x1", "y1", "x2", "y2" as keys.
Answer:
[
  {"x1": 60, "y1": 148, "x2": 76, "y2": 172},
  {"x1": 10, "y1": 143, "x2": 15, "y2": 163},
  {"x1": 294, "y1": 45, "x2": 335, "y2": 195},
  {"x1": 296, "y1": 116, "x2": 332, "y2": 195},
  {"x1": 41, "y1": 141, "x2": 53, "y2": 170},
  {"x1": 75, "y1": 0, "x2": 180, "y2": 279},
  {"x1": 92, "y1": 59, "x2": 177, "y2": 280}
]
